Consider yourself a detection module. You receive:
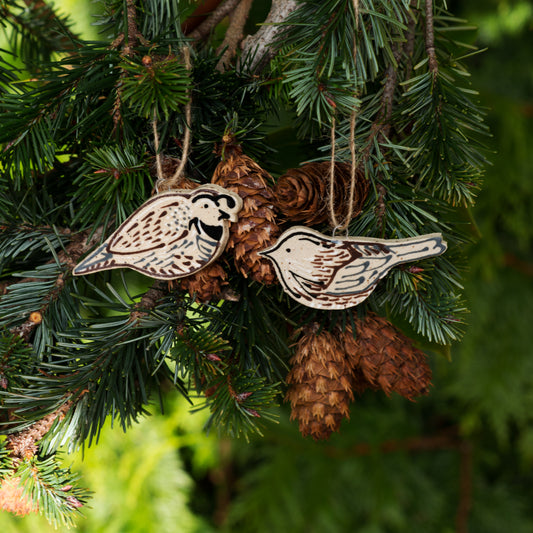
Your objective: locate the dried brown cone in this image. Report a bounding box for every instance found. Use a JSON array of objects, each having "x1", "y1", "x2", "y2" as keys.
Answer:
[
  {"x1": 286, "y1": 323, "x2": 354, "y2": 440},
  {"x1": 274, "y1": 162, "x2": 369, "y2": 226},
  {"x1": 343, "y1": 313, "x2": 432, "y2": 401},
  {"x1": 178, "y1": 262, "x2": 229, "y2": 303},
  {"x1": 212, "y1": 143, "x2": 280, "y2": 284}
]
